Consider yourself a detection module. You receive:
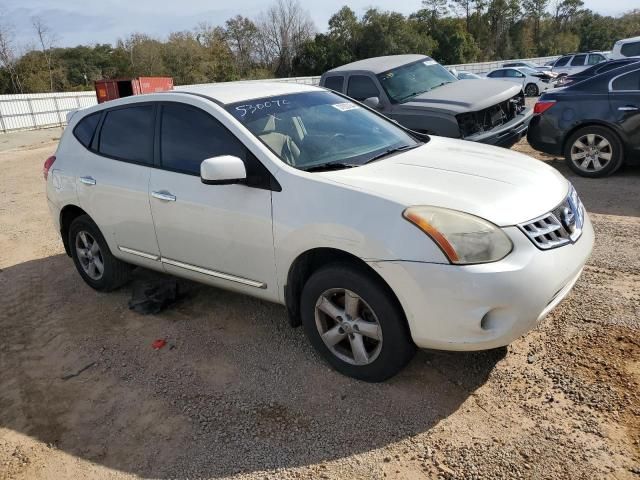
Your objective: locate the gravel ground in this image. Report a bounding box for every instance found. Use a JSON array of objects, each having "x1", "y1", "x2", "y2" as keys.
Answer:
[{"x1": 0, "y1": 126, "x2": 638, "y2": 480}]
